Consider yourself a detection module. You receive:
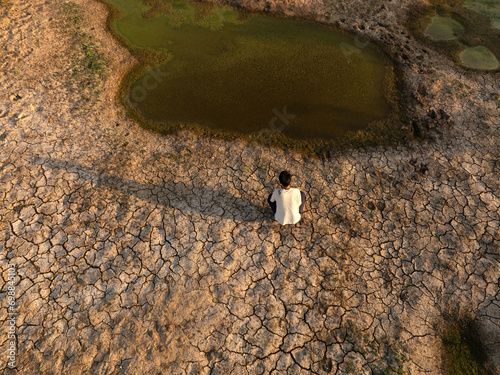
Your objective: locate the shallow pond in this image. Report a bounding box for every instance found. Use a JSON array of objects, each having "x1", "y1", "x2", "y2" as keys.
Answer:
[
  {"x1": 414, "y1": 0, "x2": 500, "y2": 71},
  {"x1": 105, "y1": 0, "x2": 397, "y2": 140},
  {"x1": 465, "y1": 0, "x2": 500, "y2": 30},
  {"x1": 460, "y1": 45, "x2": 499, "y2": 70},
  {"x1": 424, "y1": 15, "x2": 465, "y2": 40}
]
